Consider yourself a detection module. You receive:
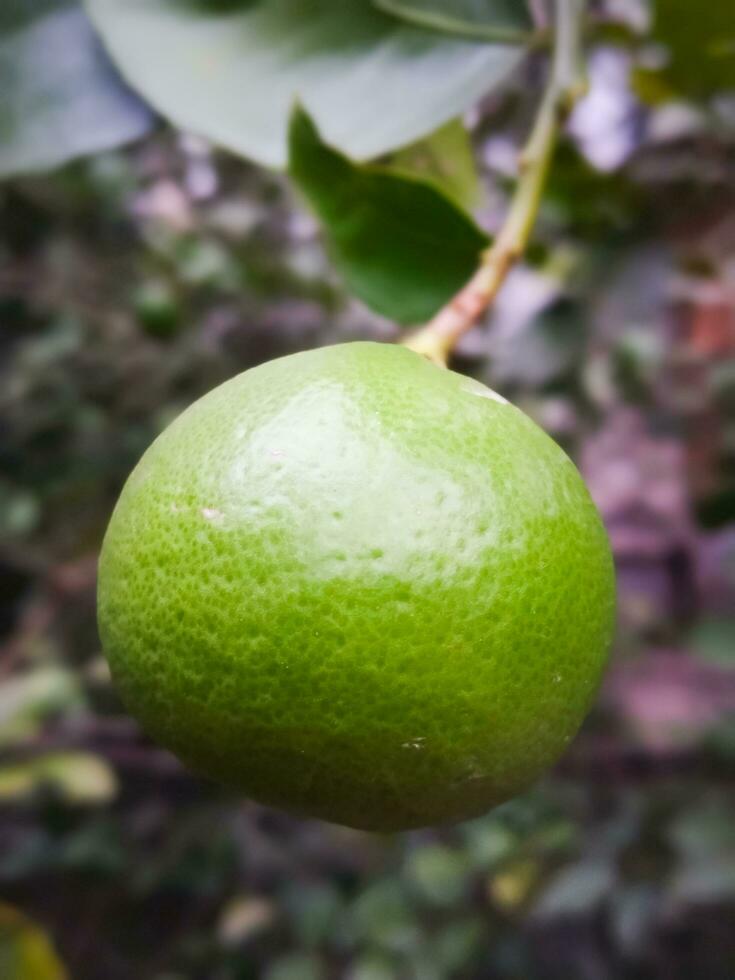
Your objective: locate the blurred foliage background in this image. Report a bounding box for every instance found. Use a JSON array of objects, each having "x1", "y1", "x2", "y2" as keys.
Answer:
[{"x1": 1, "y1": 1, "x2": 735, "y2": 977}]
